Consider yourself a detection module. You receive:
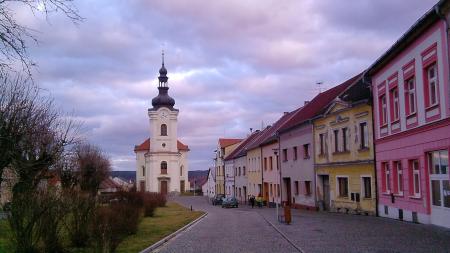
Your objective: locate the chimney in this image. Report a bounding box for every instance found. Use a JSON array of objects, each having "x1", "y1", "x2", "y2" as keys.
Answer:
[
  {"x1": 304, "y1": 101, "x2": 310, "y2": 105},
  {"x1": 250, "y1": 127, "x2": 253, "y2": 133},
  {"x1": 283, "y1": 112, "x2": 289, "y2": 115}
]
